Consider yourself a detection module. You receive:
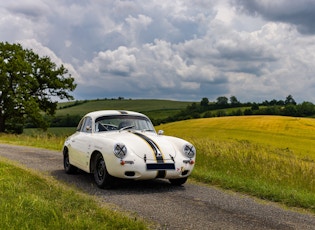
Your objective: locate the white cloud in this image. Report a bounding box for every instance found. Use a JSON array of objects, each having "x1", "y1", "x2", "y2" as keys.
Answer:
[
  {"x1": 1, "y1": 0, "x2": 315, "y2": 102},
  {"x1": 81, "y1": 46, "x2": 138, "y2": 77},
  {"x1": 18, "y1": 39, "x2": 81, "y2": 84}
]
